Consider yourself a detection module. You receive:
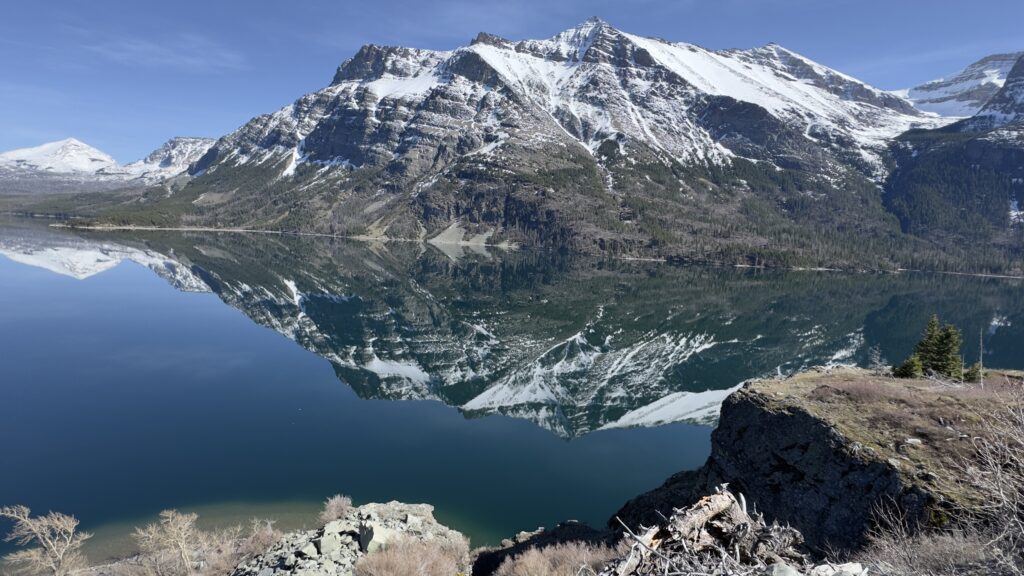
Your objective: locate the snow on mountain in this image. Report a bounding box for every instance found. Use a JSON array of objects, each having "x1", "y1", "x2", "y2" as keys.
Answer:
[
  {"x1": 207, "y1": 17, "x2": 940, "y2": 182},
  {"x1": 103, "y1": 137, "x2": 216, "y2": 182},
  {"x1": 903, "y1": 52, "x2": 1023, "y2": 117},
  {"x1": 0, "y1": 138, "x2": 118, "y2": 175},
  {"x1": 0, "y1": 137, "x2": 214, "y2": 193},
  {"x1": 962, "y1": 55, "x2": 1024, "y2": 131}
]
